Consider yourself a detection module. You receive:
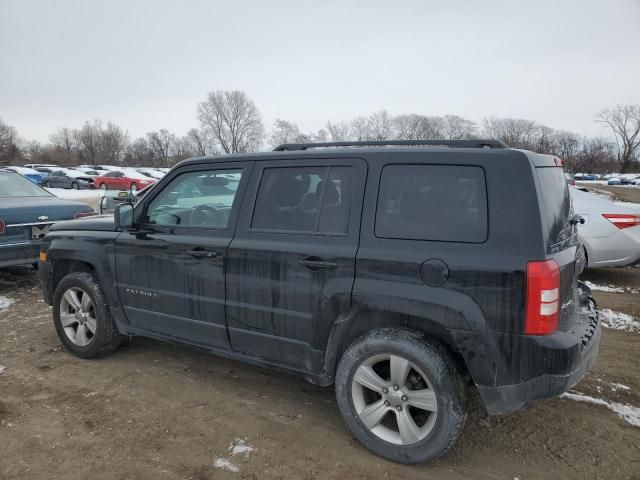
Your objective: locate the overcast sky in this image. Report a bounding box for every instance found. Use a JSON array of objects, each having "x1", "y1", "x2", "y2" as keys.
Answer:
[{"x1": 1, "y1": 0, "x2": 639, "y2": 143}]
